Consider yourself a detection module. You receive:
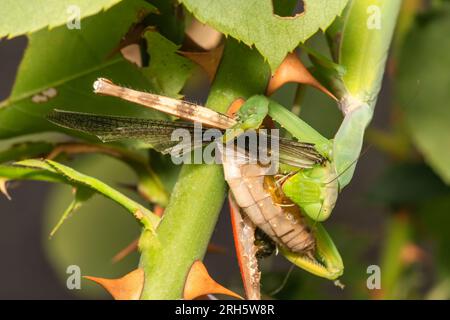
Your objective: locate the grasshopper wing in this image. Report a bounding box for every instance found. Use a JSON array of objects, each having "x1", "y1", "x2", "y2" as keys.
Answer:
[
  {"x1": 276, "y1": 136, "x2": 325, "y2": 168},
  {"x1": 48, "y1": 110, "x2": 325, "y2": 167},
  {"x1": 47, "y1": 110, "x2": 211, "y2": 155}
]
